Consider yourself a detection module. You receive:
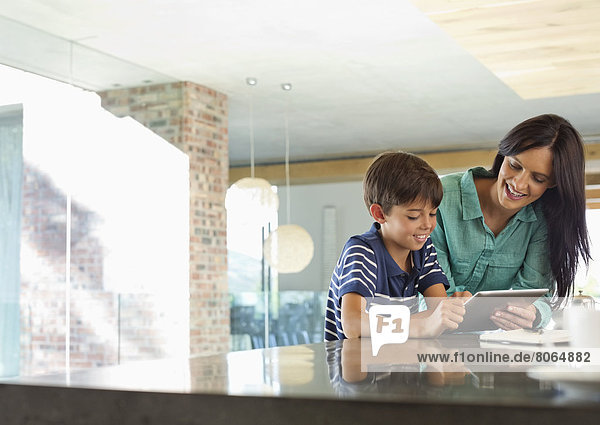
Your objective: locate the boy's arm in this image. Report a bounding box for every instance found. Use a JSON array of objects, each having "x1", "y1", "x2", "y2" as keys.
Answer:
[
  {"x1": 421, "y1": 283, "x2": 448, "y2": 310},
  {"x1": 424, "y1": 283, "x2": 472, "y2": 300},
  {"x1": 341, "y1": 285, "x2": 469, "y2": 339},
  {"x1": 331, "y1": 237, "x2": 378, "y2": 339},
  {"x1": 340, "y1": 293, "x2": 369, "y2": 338}
]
